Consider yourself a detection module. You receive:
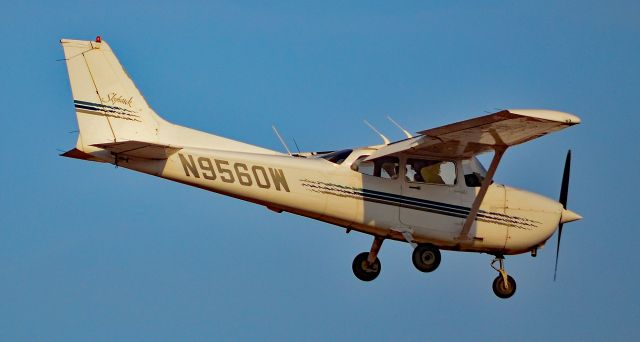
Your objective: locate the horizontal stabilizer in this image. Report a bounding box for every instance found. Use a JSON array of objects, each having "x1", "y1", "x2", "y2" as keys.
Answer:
[
  {"x1": 60, "y1": 148, "x2": 105, "y2": 162},
  {"x1": 92, "y1": 141, "x2": 181, "y2": 160}
]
